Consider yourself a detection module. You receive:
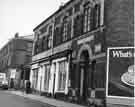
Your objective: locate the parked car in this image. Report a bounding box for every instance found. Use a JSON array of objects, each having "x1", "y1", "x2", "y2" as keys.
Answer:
[
  {"x1": 0, "y1": 73, "x2": 8, "y2": 90},
  {"x1": 0, "y1": 79, "x2": 8, "y2": 90}
]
